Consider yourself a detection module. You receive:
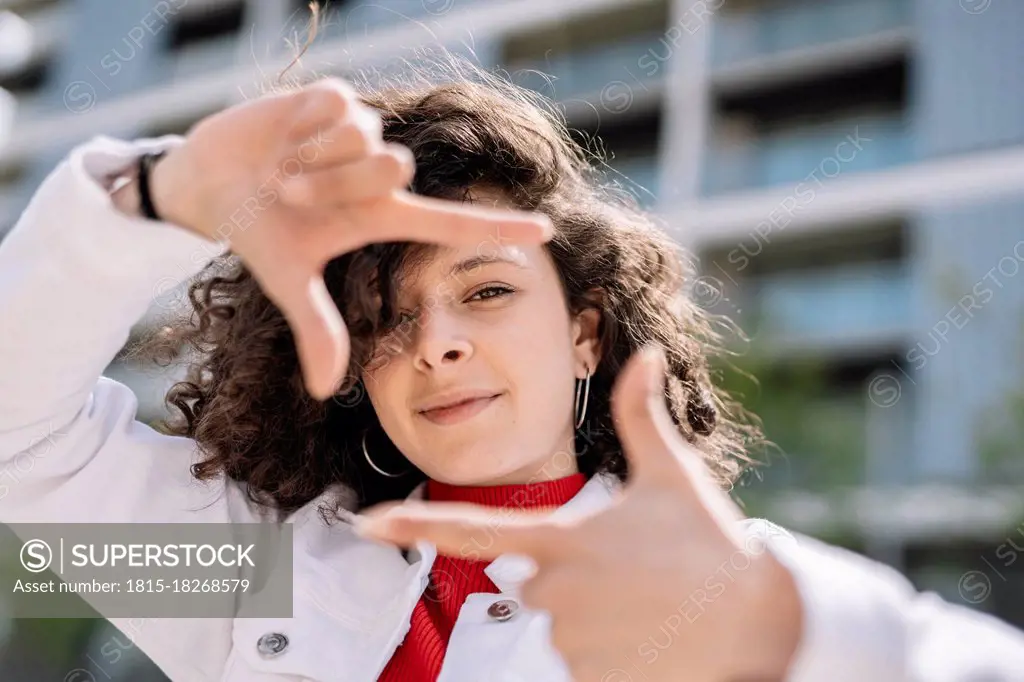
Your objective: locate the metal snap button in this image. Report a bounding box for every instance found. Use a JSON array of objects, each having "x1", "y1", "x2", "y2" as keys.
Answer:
[
  {"x1": 487, "y1": 598, "x2": 519, "y2": 622},
  {"x1": 256, "y1": 632, "x2": 289, "y2": 658}
]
